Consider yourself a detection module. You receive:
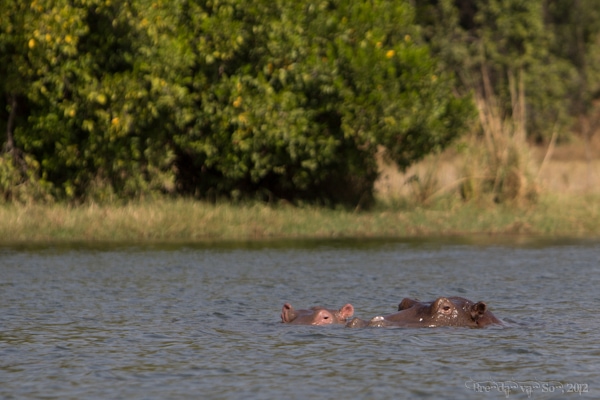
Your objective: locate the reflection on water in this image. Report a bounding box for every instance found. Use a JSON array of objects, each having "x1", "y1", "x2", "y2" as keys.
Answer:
[{"x1": 1, "y1": 238, "x2": 598, "y2": 399}]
